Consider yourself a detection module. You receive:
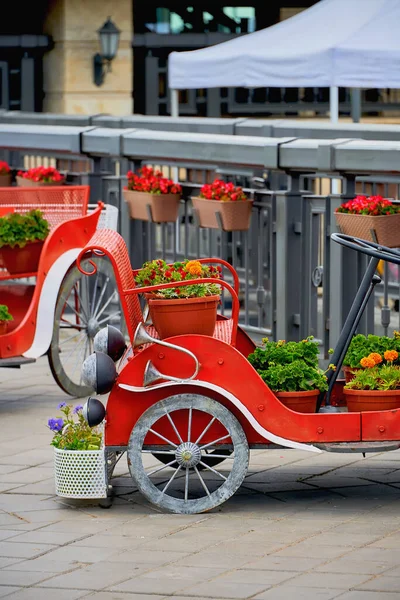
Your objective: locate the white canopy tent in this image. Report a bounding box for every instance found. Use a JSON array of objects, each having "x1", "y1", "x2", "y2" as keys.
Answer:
[{"x1": 168, "y1": 0, "x2": 400, "y2": 123}]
